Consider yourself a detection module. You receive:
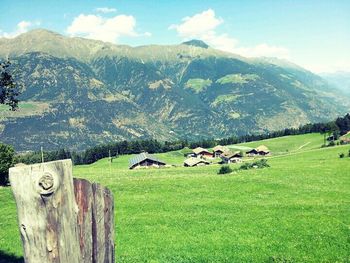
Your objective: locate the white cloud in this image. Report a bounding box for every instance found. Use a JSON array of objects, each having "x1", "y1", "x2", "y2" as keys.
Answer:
[
  {"x1": 302, "y1": 60, "x2": 350, "y2": 74},
  {"x1": 0, "y1": 20, "x2": 40, "y2": 38},
  {"x1": 169, "y1": 9, "x2": 289, "y2": 59},
  {"x1": 66, "y1": 13, "x2": 149, "y2": 43},
  {"x1": 232, "y1": 44, "x2": 290, "y2": 59},
  {"x1": 169, "y1": 9, "x2": 222, "y2": 38},
  {"x1": 95, "y1": 7, "x2": 117, "y2": 14}
]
